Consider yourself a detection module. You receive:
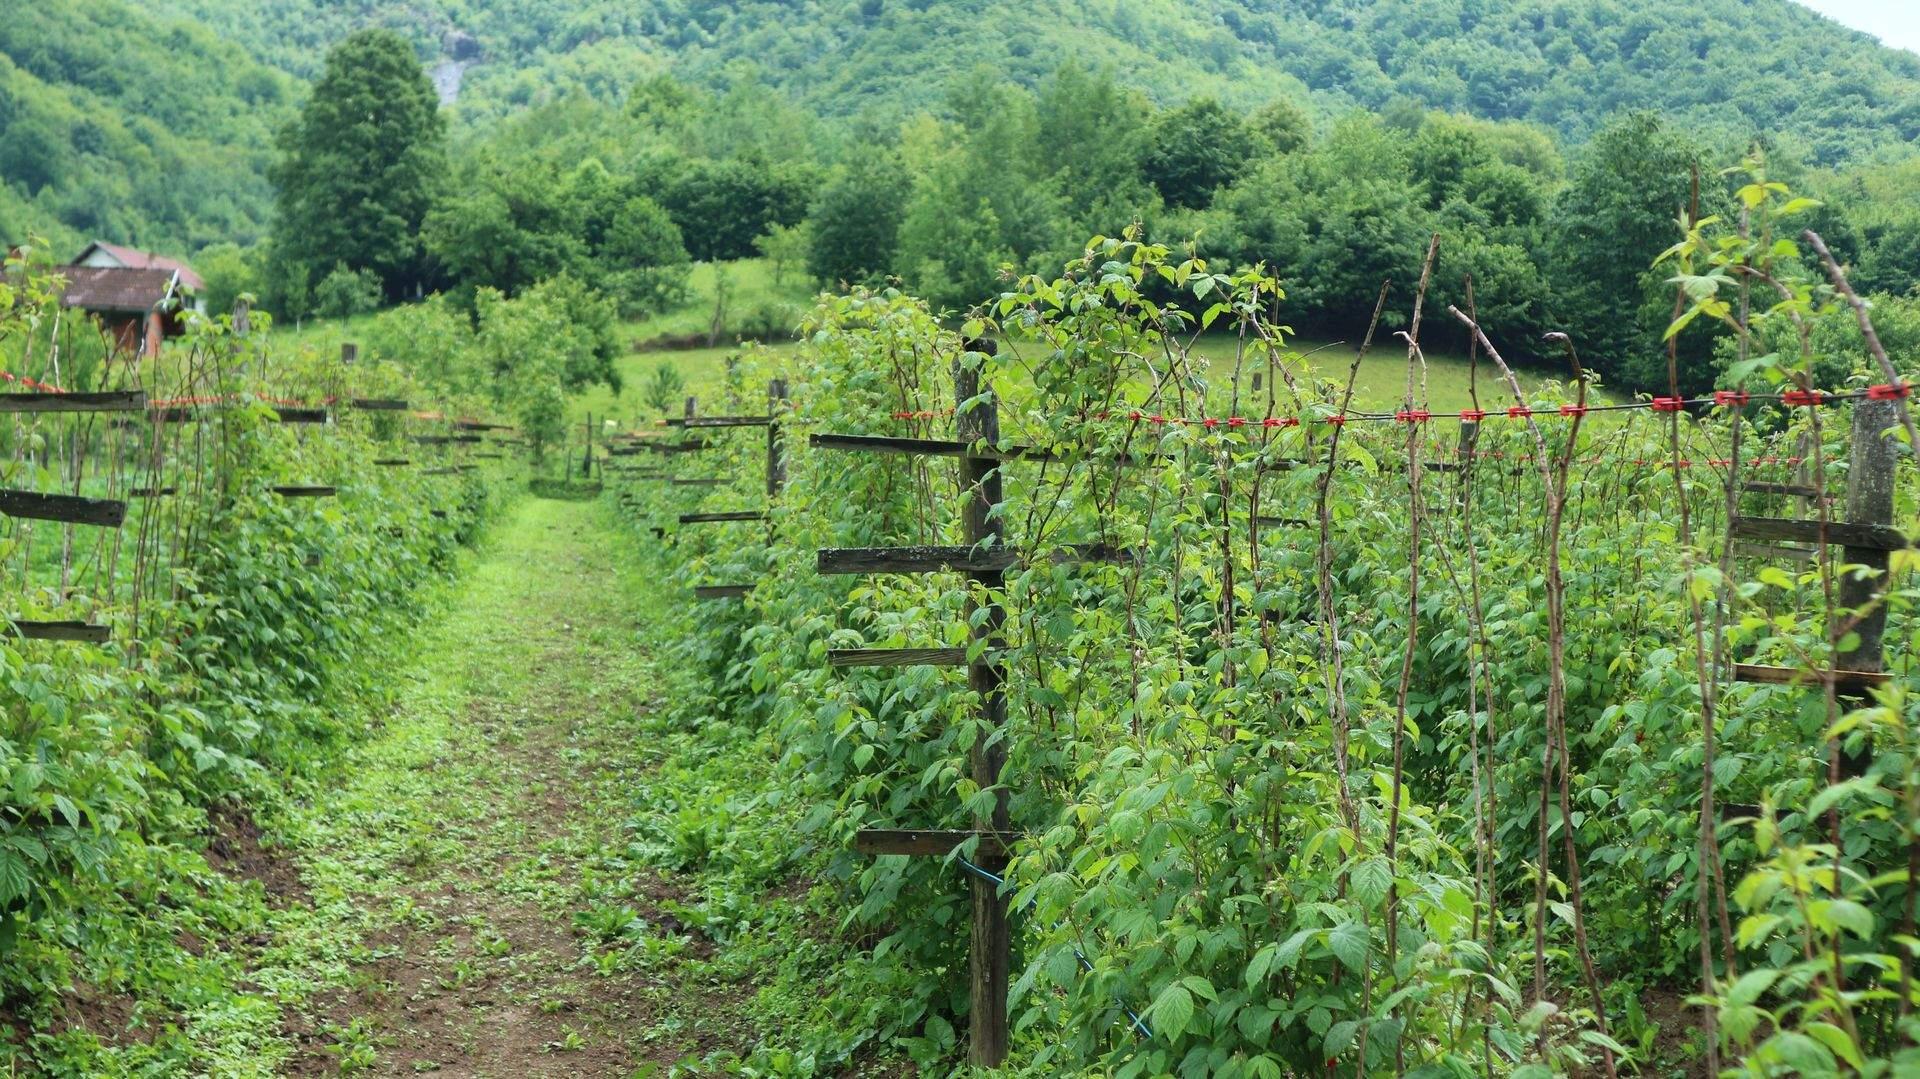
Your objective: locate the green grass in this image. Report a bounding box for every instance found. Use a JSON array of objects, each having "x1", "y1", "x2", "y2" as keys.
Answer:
[
  {"x1": 624, "y1": 258, "x2": 817, "y2": 345},
  {"x1": 1188, "y1": 333, "x2": 1595, "y2": 415}
]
